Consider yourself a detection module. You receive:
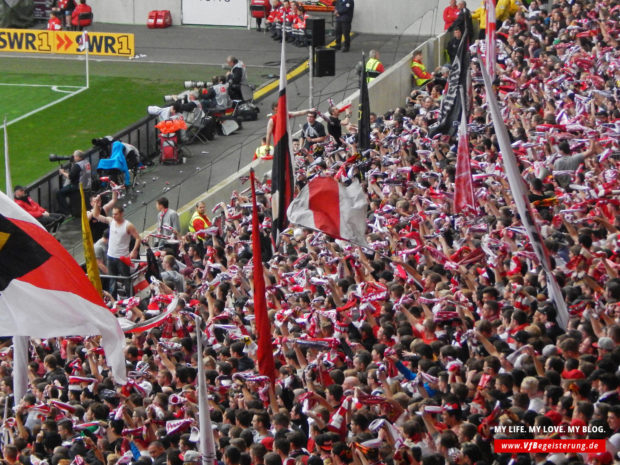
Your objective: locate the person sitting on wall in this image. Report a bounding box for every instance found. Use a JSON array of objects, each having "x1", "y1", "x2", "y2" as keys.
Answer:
[{"x1": 13, "y1": 185, "x2": 65, "y2": 231}]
